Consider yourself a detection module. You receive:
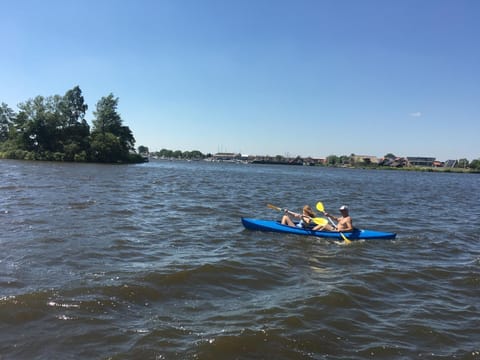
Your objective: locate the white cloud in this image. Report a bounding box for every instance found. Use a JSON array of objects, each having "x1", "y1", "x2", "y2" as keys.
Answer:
[{"x1": 409, "y1": 112, "x2": 422, "y2": 117}]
